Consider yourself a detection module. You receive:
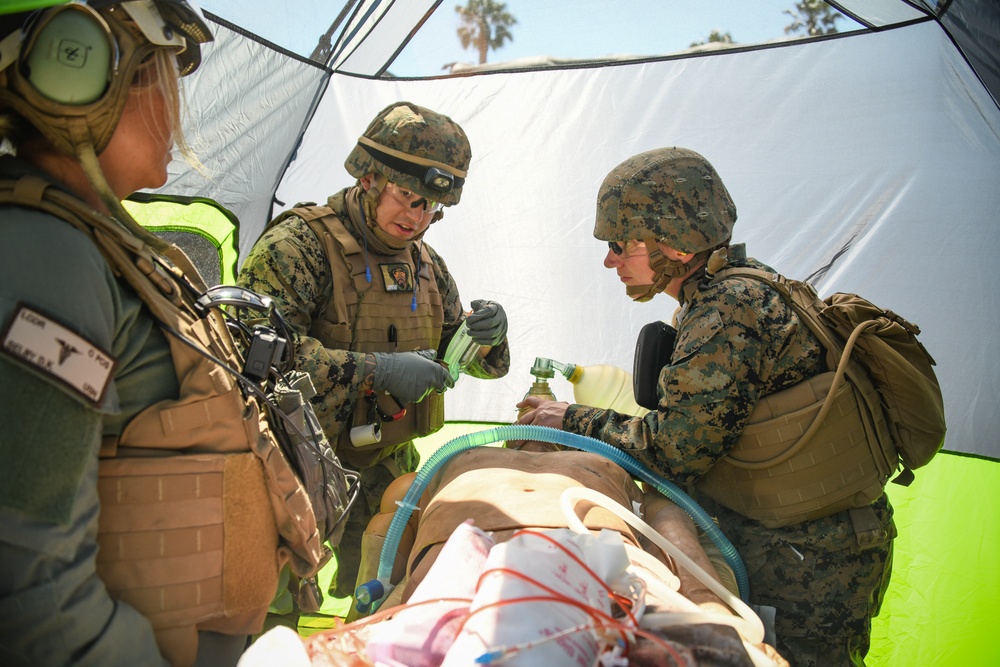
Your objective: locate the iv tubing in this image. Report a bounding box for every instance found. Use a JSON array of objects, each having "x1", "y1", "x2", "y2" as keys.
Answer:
[{"x1": 364, "y1": 425, "x2": 750, "y2": 611}]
